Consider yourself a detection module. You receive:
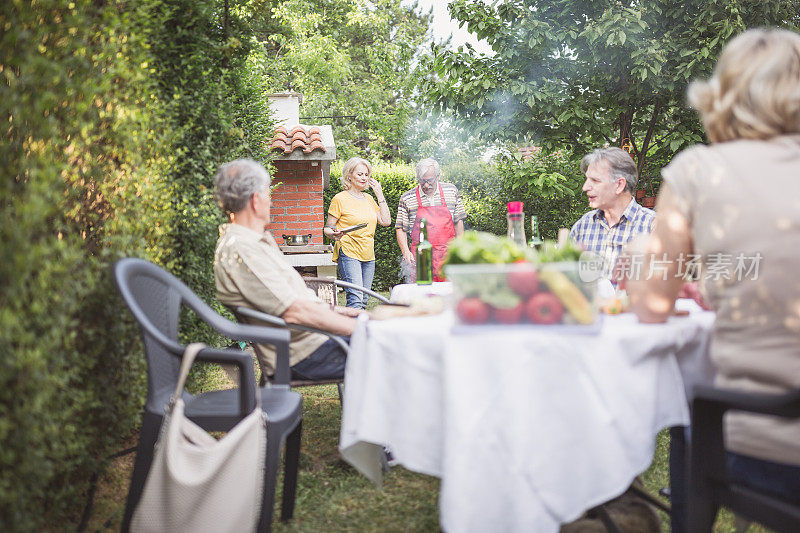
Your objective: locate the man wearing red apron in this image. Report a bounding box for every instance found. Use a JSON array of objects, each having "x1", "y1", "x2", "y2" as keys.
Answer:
[
  {"x1": 395, "y1": 158, "x2": 467, "y2": 282},
  {"x1": 409, "y1": 185, "x2": 454, "y2": 281}
]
